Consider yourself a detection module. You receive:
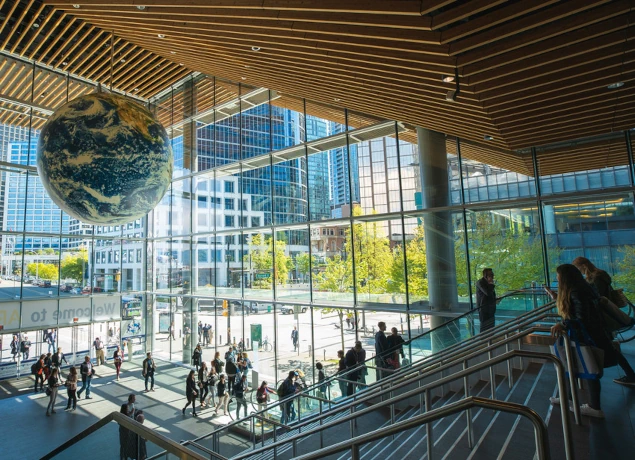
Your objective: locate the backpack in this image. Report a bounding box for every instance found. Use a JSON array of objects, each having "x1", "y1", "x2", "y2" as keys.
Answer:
[
  {"x1": 31, "y1": 362, "x2": 40, "y2": 375},
  {"x1": 256, "y1": 388, "x2": 267, "y2": 403}
]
